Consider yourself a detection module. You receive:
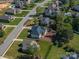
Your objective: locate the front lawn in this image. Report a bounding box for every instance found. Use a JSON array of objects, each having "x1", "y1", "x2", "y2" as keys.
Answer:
[
  {"x1": 15, "y1": 11, "x2": 29, "y2": 17},
  {"x1": 36, "y1": 7, "x2": 45, "y2": 14},
  {"x1": 17, "y1": 29, "x2": 28, "y2": 39},
  {"x1": 24, "y1": 18, "x2": 39, "y2": 26},
  {"x1": 6, "y1": 18, "x2": 22, "y2": 25},
  {"x1": 23, "y1": 3, "x2": 36, "y2": 10},
  {"x1": 0, "y1": 27, "x2": 14, "y2": 45},
  {"x1": 4, "y1": 41, "x2": 25, "y2": 59}
]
